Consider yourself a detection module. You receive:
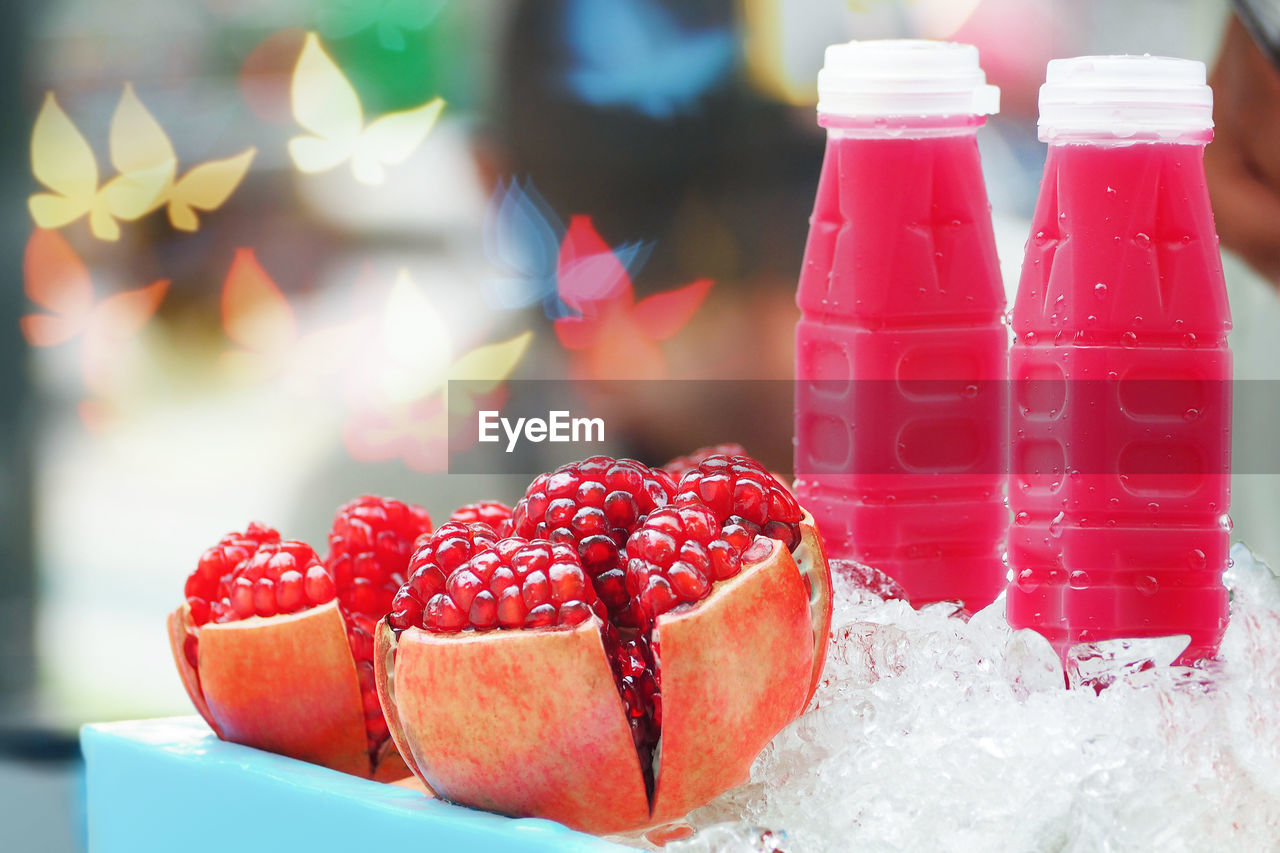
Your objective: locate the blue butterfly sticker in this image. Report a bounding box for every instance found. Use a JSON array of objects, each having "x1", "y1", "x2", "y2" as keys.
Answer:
[
  {"x1": 482, "y1": 178, "x2": 653, "y2": 319},
  {"x1": 561, "y1": 0, "x2": 736, "y2": 119}
]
